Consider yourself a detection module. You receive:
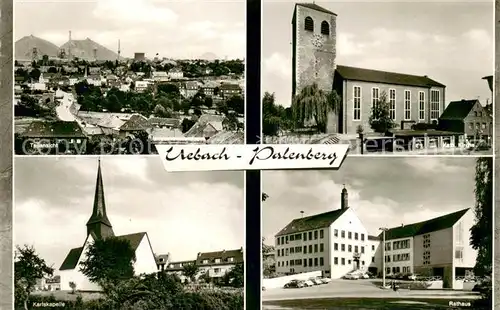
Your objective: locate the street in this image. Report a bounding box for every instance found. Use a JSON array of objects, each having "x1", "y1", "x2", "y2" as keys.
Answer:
[{"x1": 262, "y1": 279, "x2": 483, "y2": 309}]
